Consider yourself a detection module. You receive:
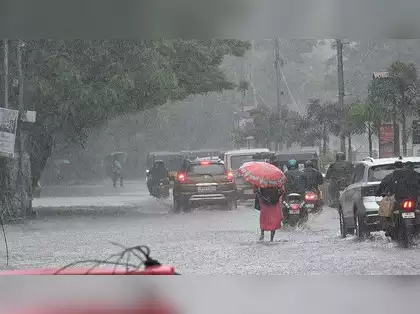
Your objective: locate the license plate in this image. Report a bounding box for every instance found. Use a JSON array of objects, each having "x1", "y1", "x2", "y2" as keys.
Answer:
[
  {"x1": 244, "y1": 189, "x2": 254, "y2": 195},
  {"x1": 402, "y1": 212, "x2": 415, "y2": 219},
  {"x1": 197, "y1": 186, "x2": 216, "y2": 192},
  {"x1": 306, "y1": 204, "x2": 314, "y2": 208},
  {"x1": 289, "y1": 210, "x2": 300, "y2": 214}
]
